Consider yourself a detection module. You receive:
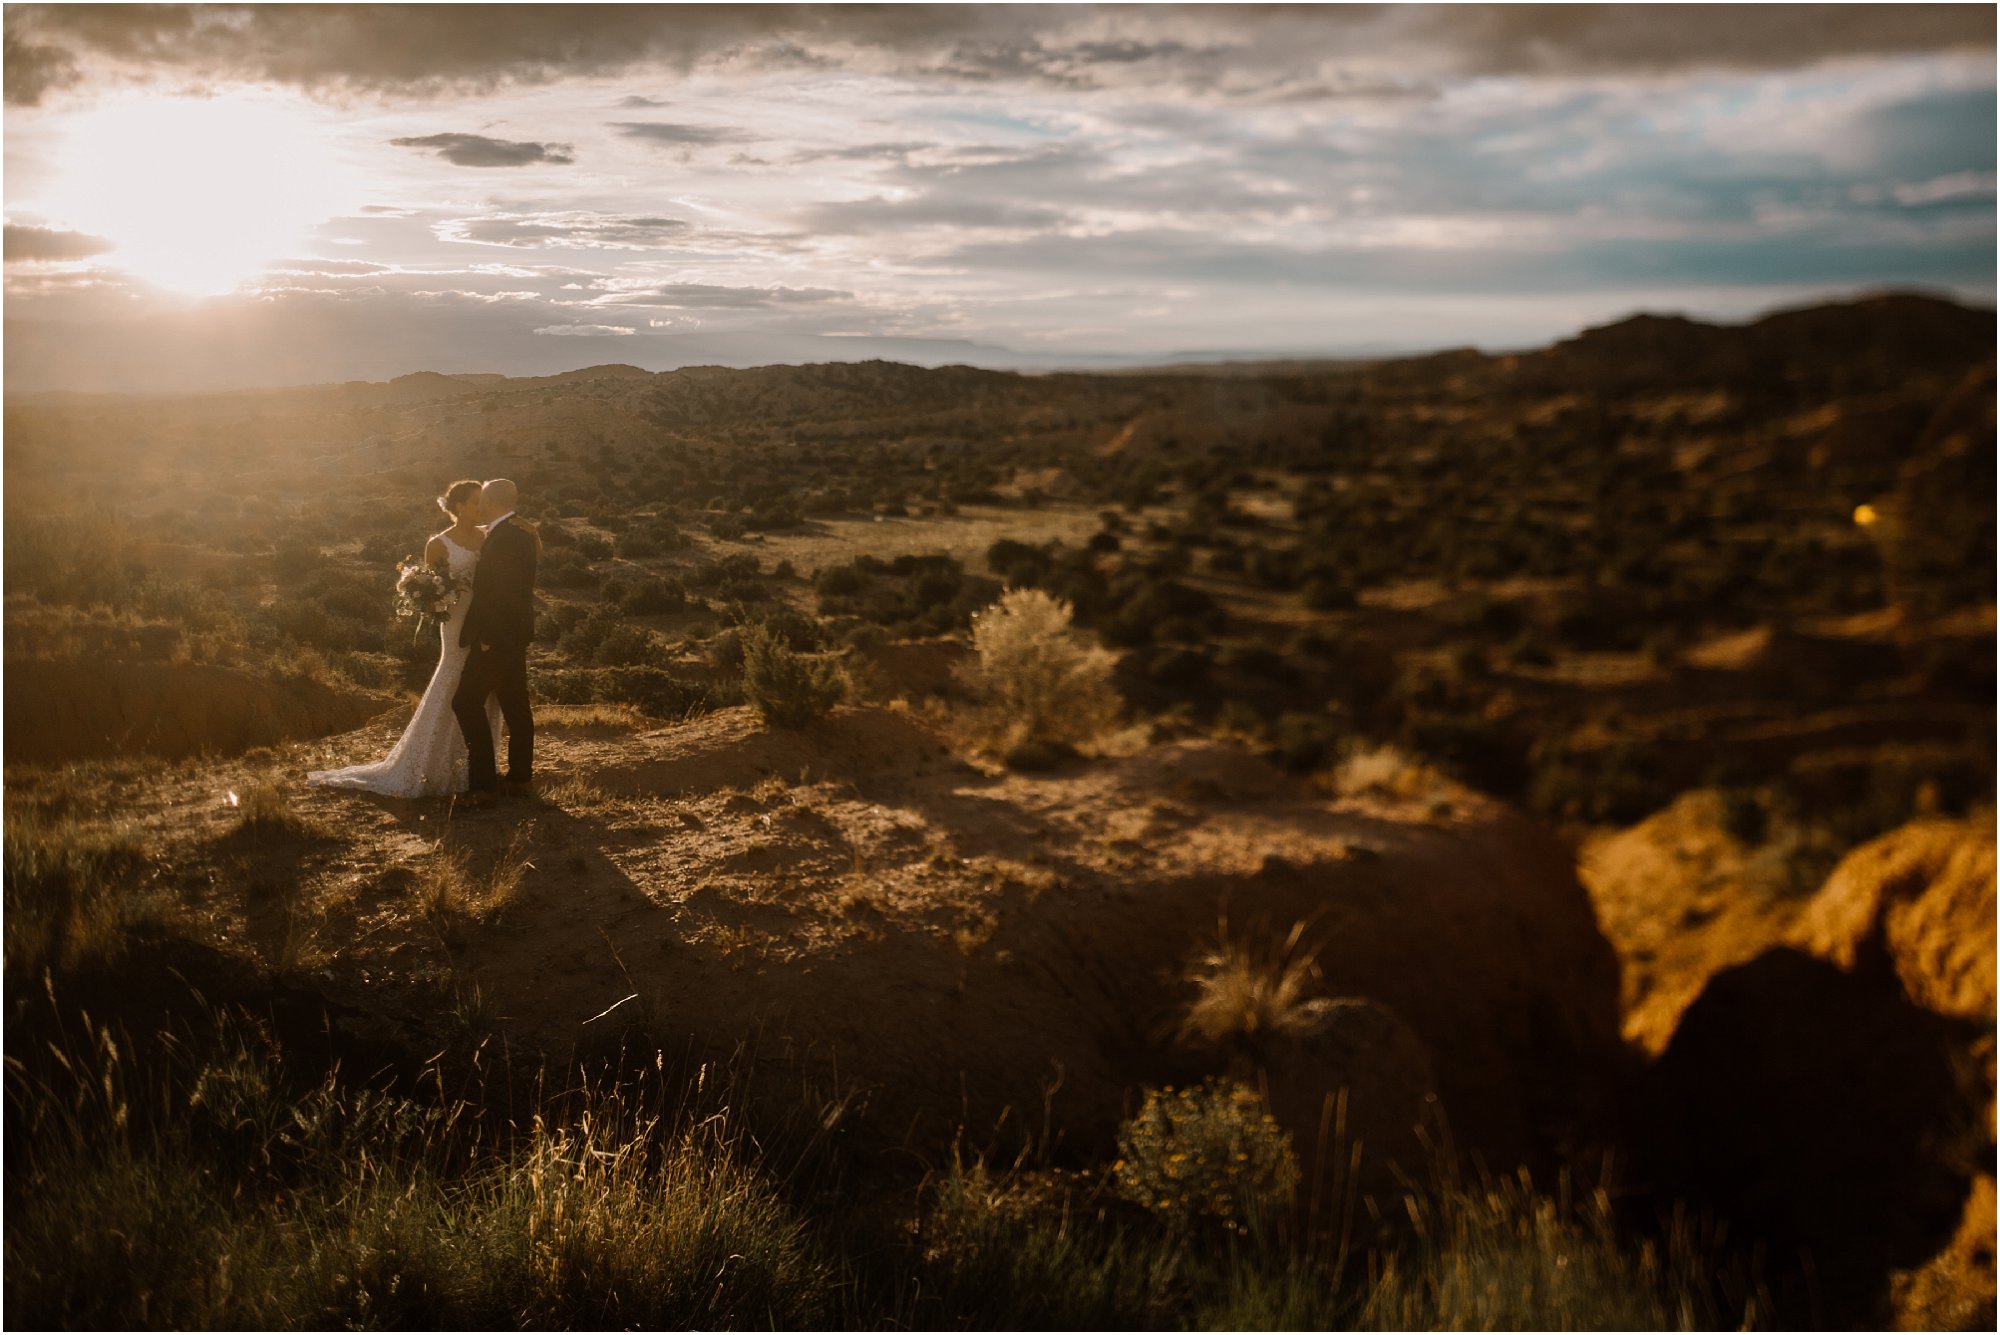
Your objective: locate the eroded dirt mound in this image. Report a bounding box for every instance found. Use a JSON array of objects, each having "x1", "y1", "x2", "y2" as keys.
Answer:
[
  {"x1": 127, "y1": 704, "x2": 1625, "y2": 1194},
  {"x1": 1797, "y1": 818, "x2": 1997, "y2": 1022},
  {"x1": 1640, "y1": 818, "x2": 1998, "y2": 1328},
  {"x1": 3, "y1": 658, "x2": 393, "y2": 764},
  {"x1": 1579, "y1": 789, "x2": 1816, "y2": 1054}
]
